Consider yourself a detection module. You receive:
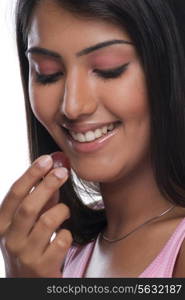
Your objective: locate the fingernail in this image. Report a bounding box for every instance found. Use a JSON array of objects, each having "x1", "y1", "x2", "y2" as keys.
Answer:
[
  {"x1": 53, "y1": 167, "x2": 68, "y2": 179},
  {"x1": 37, "y1": 155, "x2": 52, "y2": 167}
]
